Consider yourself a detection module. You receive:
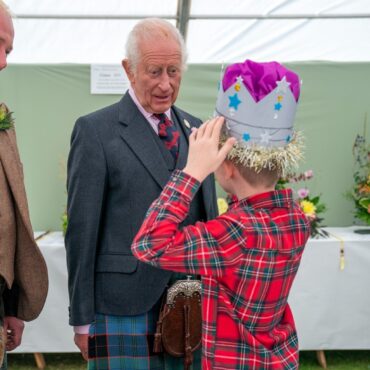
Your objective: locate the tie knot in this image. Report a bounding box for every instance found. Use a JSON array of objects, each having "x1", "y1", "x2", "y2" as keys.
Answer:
[
  {"x1": 153, "y1": 113, "x2": 167, "y2": 122},
  {"x1": 153, "y1": 112, "x2": 179, "y2": 160}
]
